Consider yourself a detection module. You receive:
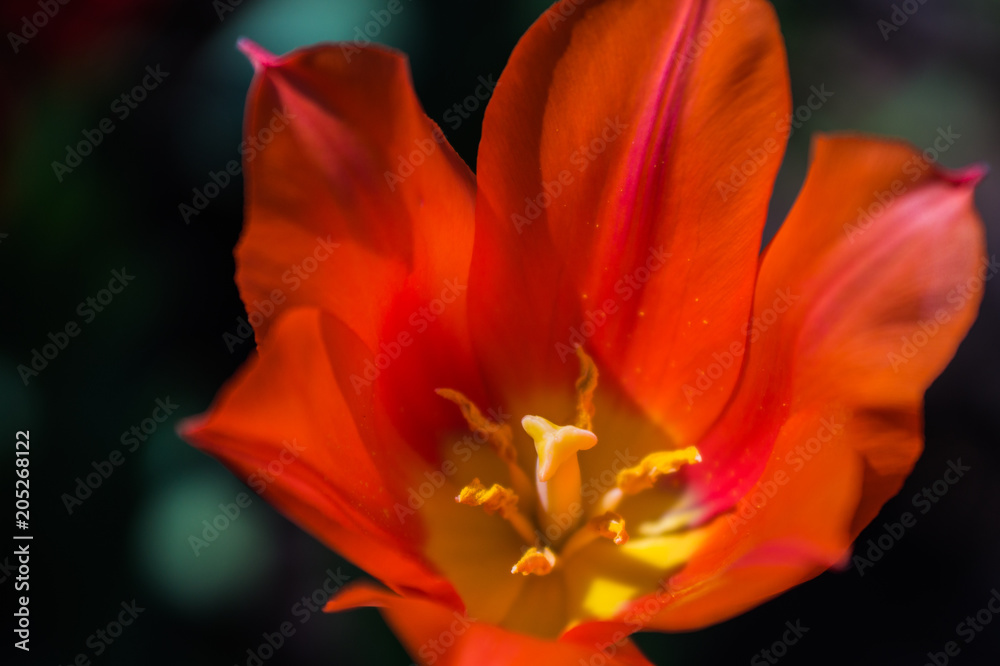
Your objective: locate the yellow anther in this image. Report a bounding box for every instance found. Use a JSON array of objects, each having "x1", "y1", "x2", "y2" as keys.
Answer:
[
  {"x1": 510, "y1": 546, "x2": 556, "y2": 576},
  {"x1": 574, "y1": 346, "x2": 598, "y2": 431},
  {"x1": 521, "y1": 415, "x2": 597, "y2": 483},
  {"x1": 615, "y1": 446, "x2": 702, "y2": 495},
  {"x1": 591, "y1": 511, "x2": 629, "y2": 545},
  {"x1": 455, "y1": 479, "x2": 537, "y2": 545},
  {"x1": 455, "y1": 479, "x2": 518, "y2": 518},
  {"x1": 437, "y1": 388, "x2": 535, "y2": 502},
  {"x1": 559, "y1": 510, "x2": 631, "y2": 560},
  {"x1": 436, "y1": 389, "x2": 516, "y2": 464}
]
